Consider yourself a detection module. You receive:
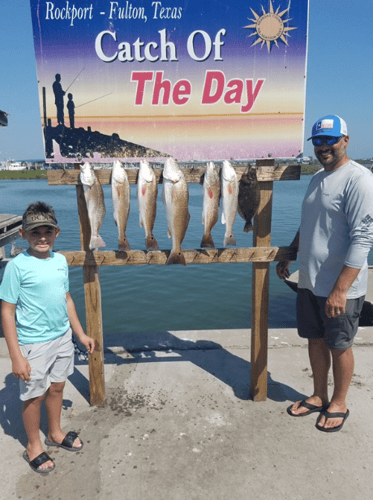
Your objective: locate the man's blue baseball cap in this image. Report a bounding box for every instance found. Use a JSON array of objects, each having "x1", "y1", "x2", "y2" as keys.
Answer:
[{"x1": 307, "y1": 115, "x2": 348, "y2": 140}]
